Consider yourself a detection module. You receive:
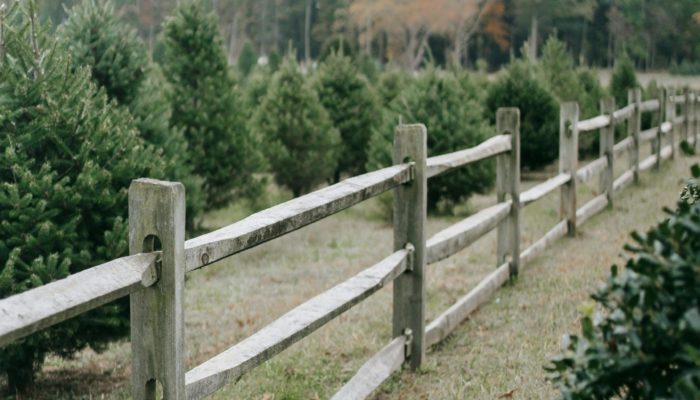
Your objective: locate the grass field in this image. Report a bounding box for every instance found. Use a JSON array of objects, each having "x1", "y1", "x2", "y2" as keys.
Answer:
[{"x1": 7, "y1": 139, "x2": 696, "y2": 399}]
